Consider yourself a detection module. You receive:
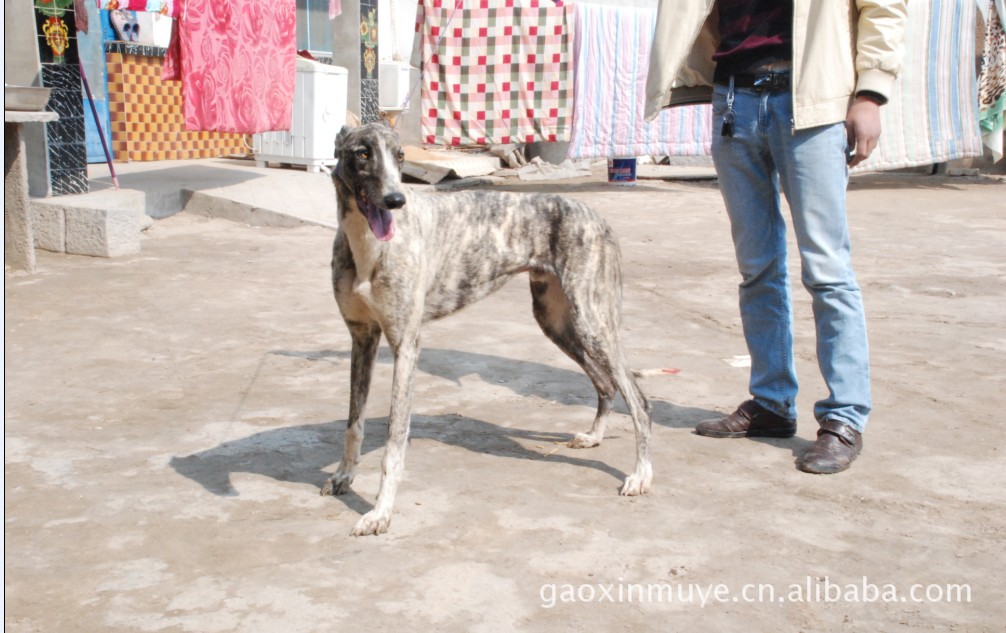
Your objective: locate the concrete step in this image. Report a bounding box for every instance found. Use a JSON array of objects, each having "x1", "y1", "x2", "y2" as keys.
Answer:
[{"x1": 27, "y1": 158, "x2": 342, "y2": 260}]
